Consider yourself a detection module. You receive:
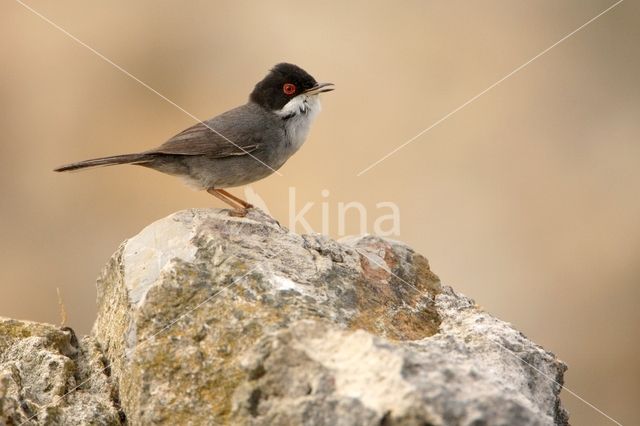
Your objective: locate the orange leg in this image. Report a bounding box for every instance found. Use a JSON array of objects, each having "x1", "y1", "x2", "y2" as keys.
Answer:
[
  {"x1": 216, "y1": 189, "x2": 254, "y2": 209},
  {"x1": 206, "y1": 188, "x2": 248, "y2": 217}
]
